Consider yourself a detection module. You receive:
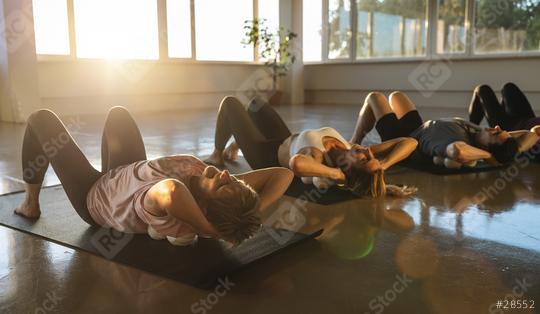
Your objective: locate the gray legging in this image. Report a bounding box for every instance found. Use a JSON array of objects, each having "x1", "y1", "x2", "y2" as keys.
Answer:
[
  {"x1": 22, "y1": 107, "x2": 147, "y2": 226},
  {"x1": 213, "y1": 97, "x2": 292, "y2": 169}
]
